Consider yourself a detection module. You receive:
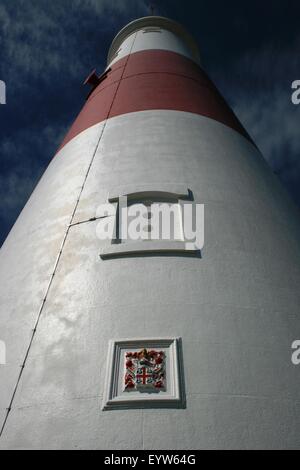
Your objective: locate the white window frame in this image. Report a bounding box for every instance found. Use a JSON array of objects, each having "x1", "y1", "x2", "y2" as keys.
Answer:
[{"x1": 100, "y1": 184, "x2": 199, "y2": 259}]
